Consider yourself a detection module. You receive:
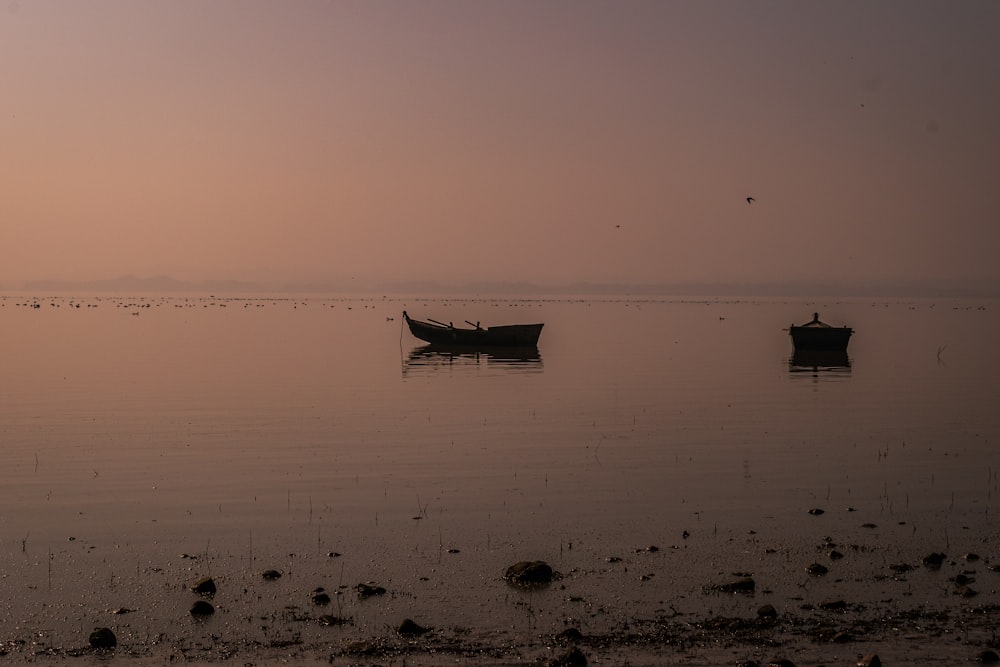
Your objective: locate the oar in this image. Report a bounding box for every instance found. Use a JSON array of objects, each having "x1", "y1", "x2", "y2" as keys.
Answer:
[
  {"x1": 464, "y1": 320, "x2": 482, "y2": 330},
  {"x1": 427, "y1": 318, "x2": 452, "y2": 328}
]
